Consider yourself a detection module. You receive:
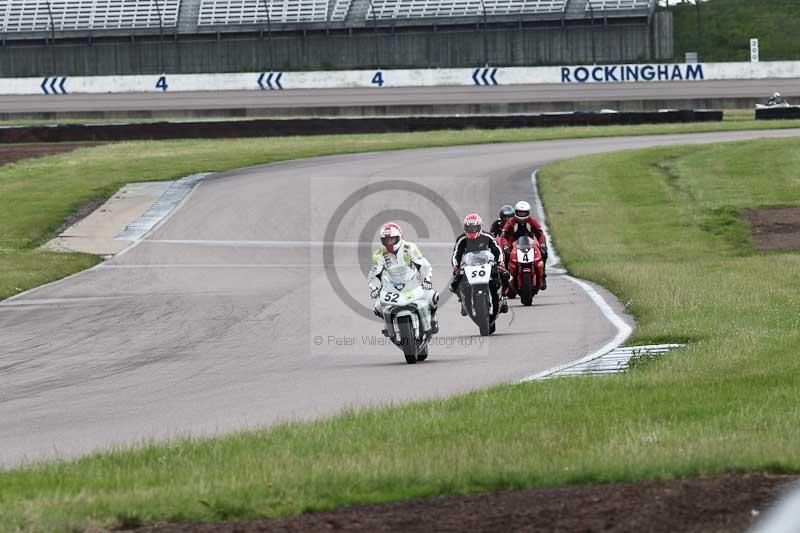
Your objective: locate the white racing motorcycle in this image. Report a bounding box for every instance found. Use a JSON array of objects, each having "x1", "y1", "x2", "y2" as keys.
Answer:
[
  {"x1": 458, "y1": 250, "x2": 497, "y2": 337},
  {"x1": 377, "y1": 263, "x2": 437, "y2": 364}
]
